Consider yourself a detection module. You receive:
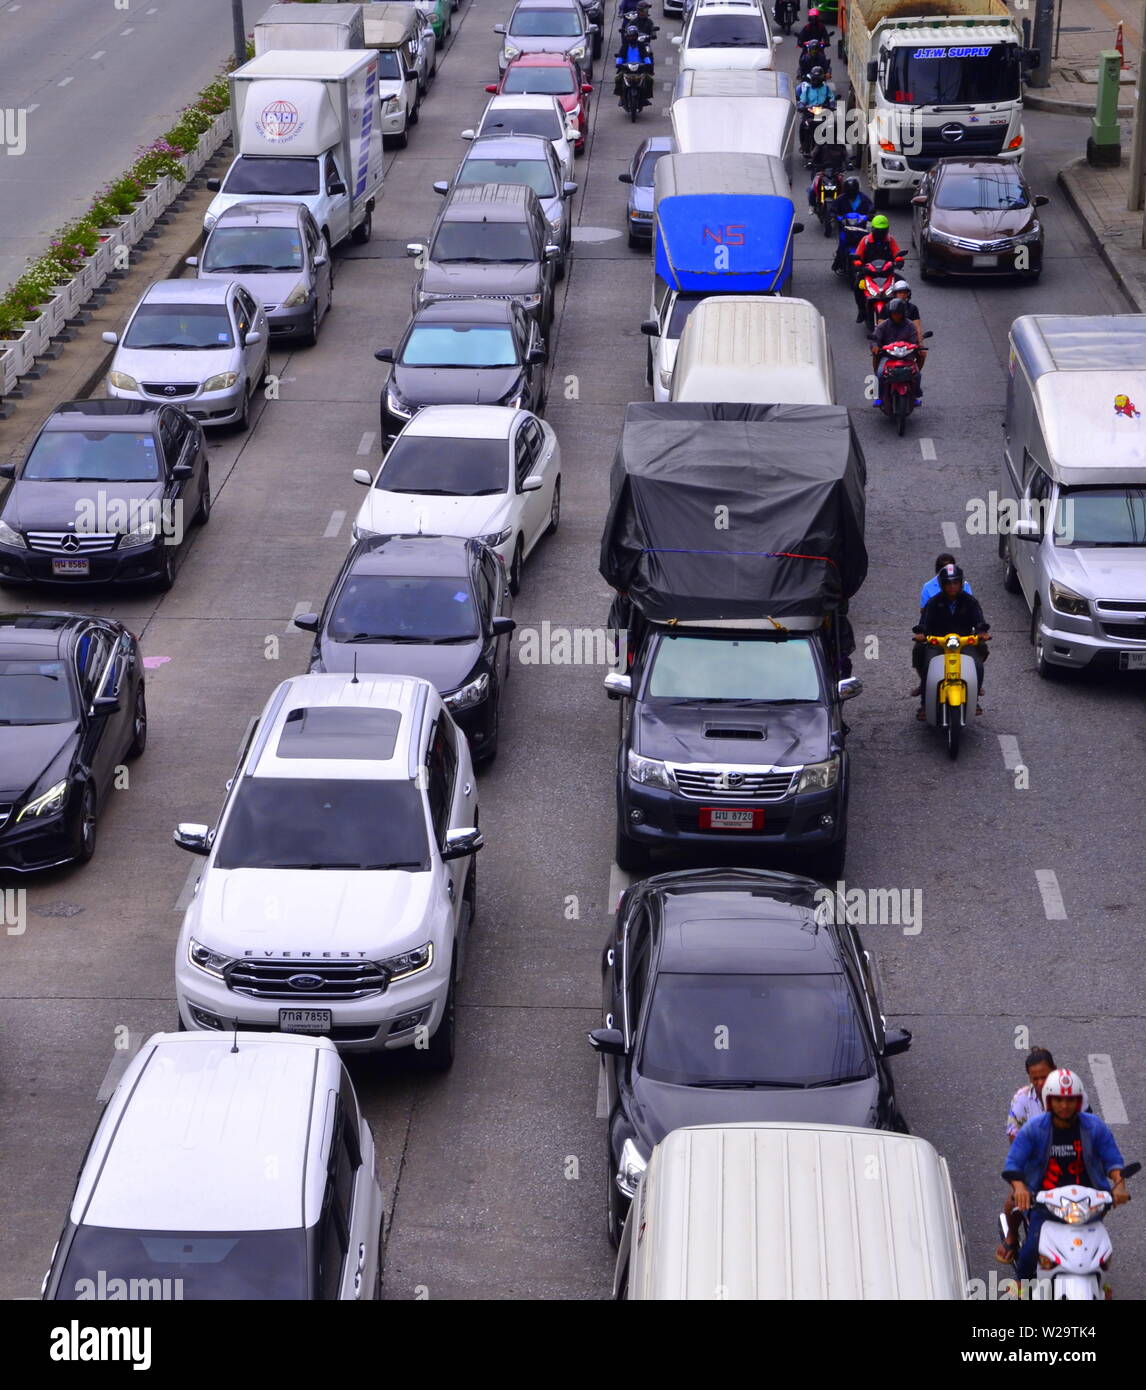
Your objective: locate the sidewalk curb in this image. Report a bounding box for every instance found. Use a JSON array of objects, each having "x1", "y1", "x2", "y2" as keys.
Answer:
[
  {"x1": 1026, "y1": 91, "x2": 1134, "y2": 117},
  {"x1": 1059, "y1": 156, "x2": 1146, "y2": 313}
]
